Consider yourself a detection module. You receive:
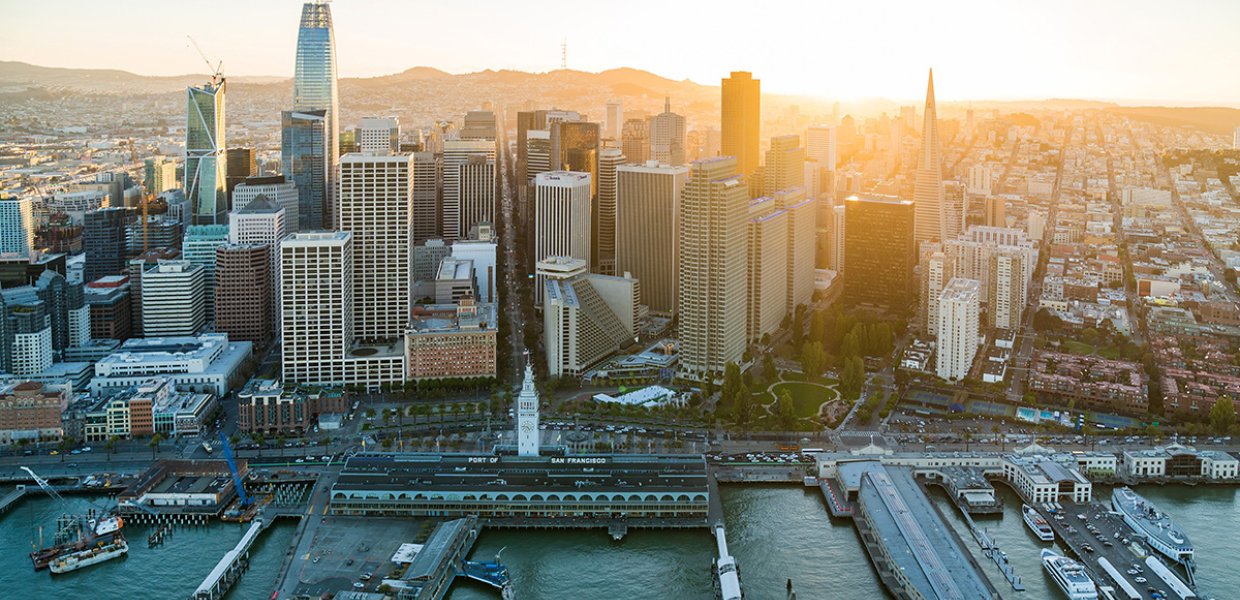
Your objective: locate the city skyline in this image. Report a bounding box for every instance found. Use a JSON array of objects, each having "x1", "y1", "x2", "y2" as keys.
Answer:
[{"x1": 2, "y1": 0, "x2": 1240, "y2": 104}]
